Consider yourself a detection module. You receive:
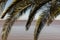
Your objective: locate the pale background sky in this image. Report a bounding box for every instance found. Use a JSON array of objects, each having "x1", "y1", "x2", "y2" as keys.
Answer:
[{"x1": 0, "y1": 0, "x2": 60, "y2": 20}]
